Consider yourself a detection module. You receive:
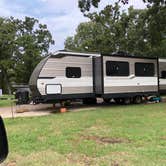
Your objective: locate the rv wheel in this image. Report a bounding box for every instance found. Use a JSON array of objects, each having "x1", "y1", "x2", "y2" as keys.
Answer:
[
  {"x1": 64, "y1": 100, "x2": 71, "y2": 106},
  {"x1": 83, "y1": 98, "x2": 97, "y2": 105},
  {"x1": 103, "y1": 98, "x2": 110, "y2": 103},
  {"x1": 134, "y1": 96, "x2": 142, "y2": 104},
  {"x1": 114, "y1": 98, "x2": 123, "y2": 104},
  {"x1": 123, "y1": 98, "x2": 131, "y2": 105}
]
